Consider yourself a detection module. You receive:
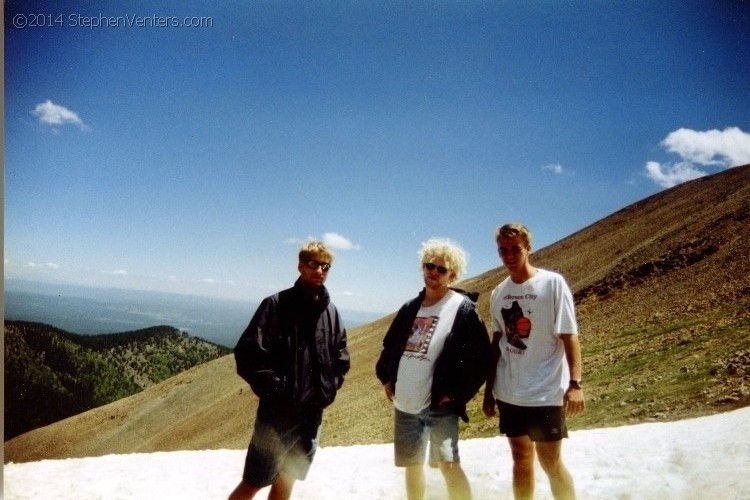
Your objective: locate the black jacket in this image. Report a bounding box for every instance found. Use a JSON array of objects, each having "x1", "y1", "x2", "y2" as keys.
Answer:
[
  {"x1": 375, "y1": 288, "x2": 491, "y2": 421},
  {"x1": 234, "y1": 279, "x2": 350, "y2": 409}
]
